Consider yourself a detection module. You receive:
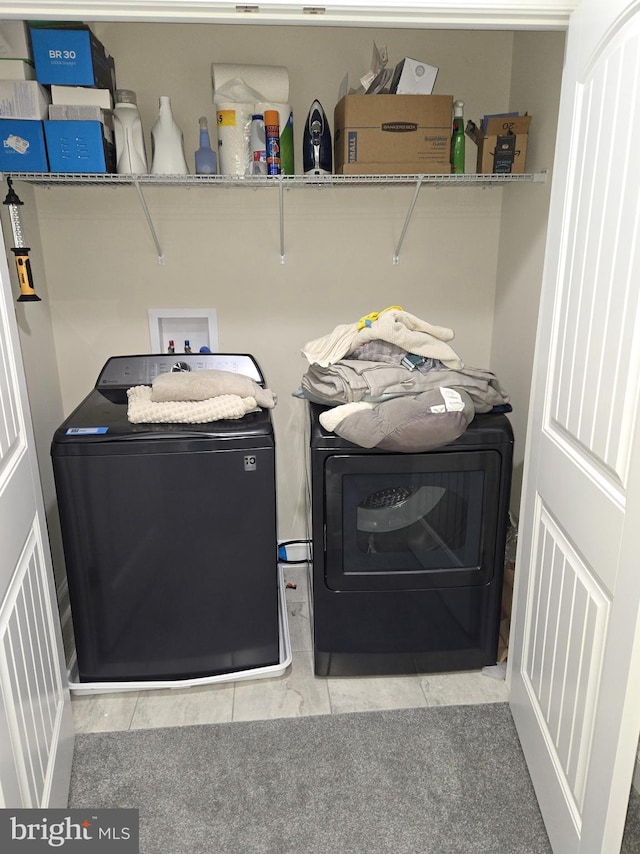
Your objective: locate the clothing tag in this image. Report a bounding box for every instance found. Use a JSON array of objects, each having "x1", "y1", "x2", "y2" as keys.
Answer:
[{"x1": 439, "y1": 387, "x2": 465, "y2": 411}]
